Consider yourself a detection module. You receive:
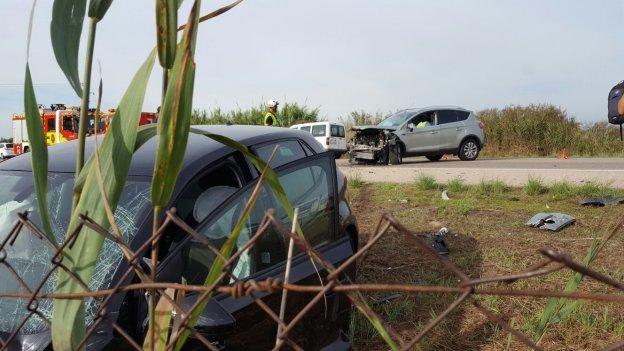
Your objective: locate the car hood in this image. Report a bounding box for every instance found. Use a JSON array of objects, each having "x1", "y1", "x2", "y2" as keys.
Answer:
[{"x1": 351, "y1": 125, "x2": 396, "y2": 132}]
